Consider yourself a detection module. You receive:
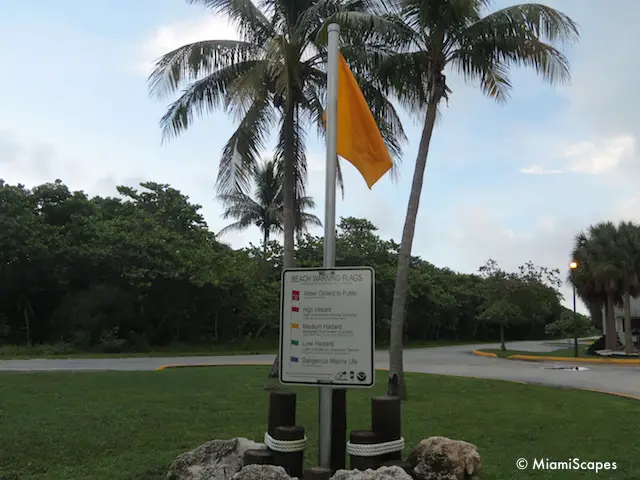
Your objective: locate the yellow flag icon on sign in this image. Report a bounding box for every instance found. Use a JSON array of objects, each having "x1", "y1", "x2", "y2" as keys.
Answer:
[{"x1": 324, "y1": 53, "x2": 393, "y2": 189}]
